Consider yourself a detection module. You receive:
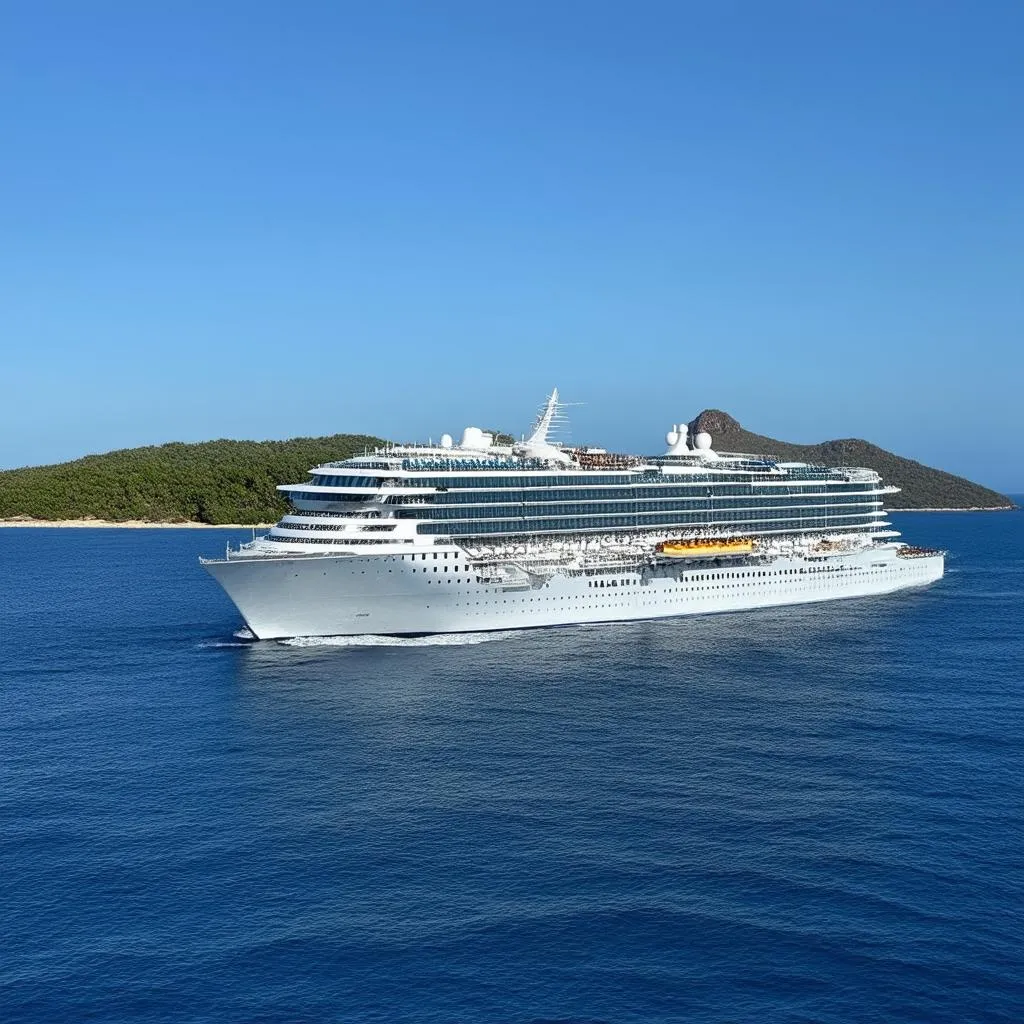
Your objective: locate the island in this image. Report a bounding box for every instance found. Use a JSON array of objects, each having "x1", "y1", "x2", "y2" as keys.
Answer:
[{"x1": 0, "y1": 415, "x2": 1015, "y2": 526}]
